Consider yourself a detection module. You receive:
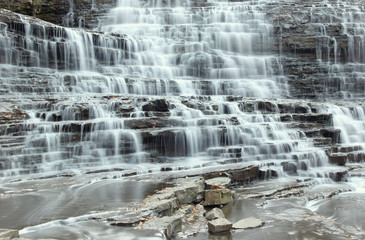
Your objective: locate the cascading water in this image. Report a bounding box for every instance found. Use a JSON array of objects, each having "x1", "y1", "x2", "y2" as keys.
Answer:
[
  {"x1": 1, "y1": 0, "x2": 363, "y2": 178},
  {"x1": 311, "y1": 0, "x2": 365, "y2": 98},
  {"x1": 1, "y1": 0, "x2": 365, "y2": 239}
]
